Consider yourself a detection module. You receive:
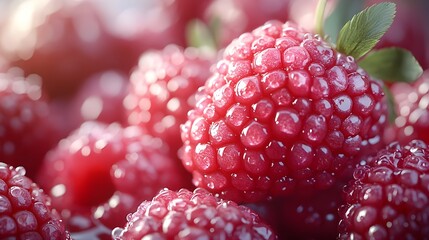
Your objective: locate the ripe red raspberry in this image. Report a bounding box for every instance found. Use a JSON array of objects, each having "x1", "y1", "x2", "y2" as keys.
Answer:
[
  {"x1": 37, "y1": 121, "x2": 191, "y2": 231},
  {"x1": 179, "y1": 20, "x2": 387, "y2": 203},
  {"x1": 68, "y1": 70, "x2": 129, "y2": 129},
  {"x1": 0, "y1": 163, "x2": 70, "y2": 239},
  {"x1": 338, "y1": 140, "x2": 429, "y2": 239},
  {"x1": 384, "y1": 70, "x2": 429, "y2": 144},
  {"x1": 0, "y1": 68, "x2": 60, "y2": 178},
  {"x1": 124, "y1": 45, "x2": 214, "y2": 157},
  {"x1": 112, "y1": 188, "x2": 278, "y2": 239}
]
